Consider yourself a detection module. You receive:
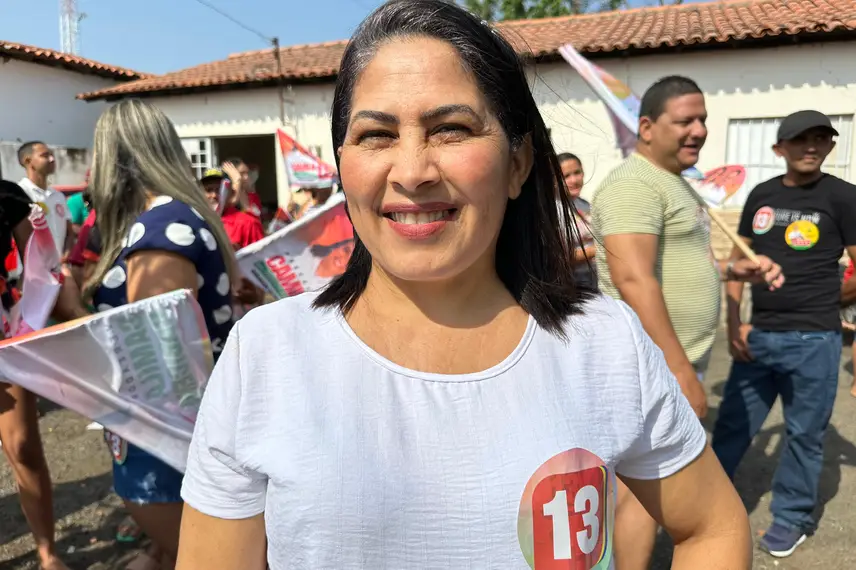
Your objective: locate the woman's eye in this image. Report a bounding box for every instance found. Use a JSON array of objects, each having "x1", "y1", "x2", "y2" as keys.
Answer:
[
  {"x1": 357, "y1": 131, "x2": 395, "y2": 144},
  {"x1": 431, "y1": 124, "x2": 470, "y2": 140},
  {"x1": 434, "y1": 124, "x2": 468, "y2": 134}
]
